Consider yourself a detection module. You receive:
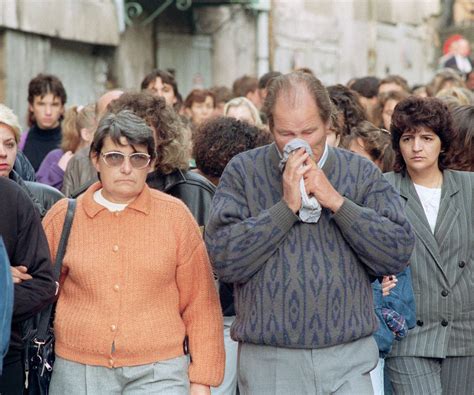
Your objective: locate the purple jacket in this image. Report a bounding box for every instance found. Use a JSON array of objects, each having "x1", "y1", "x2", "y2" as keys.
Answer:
[{"x1": 36, "y1": 149, "x2": 65, "y2": 190}]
